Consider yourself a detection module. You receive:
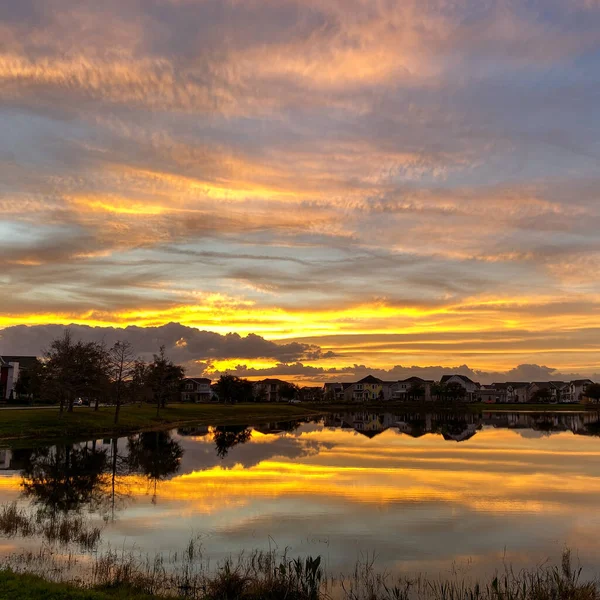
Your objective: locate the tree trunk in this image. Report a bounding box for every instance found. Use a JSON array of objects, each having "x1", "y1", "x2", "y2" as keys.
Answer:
[{"x1": 94, "y1": 396, "x2": 100, "y2": 411}]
